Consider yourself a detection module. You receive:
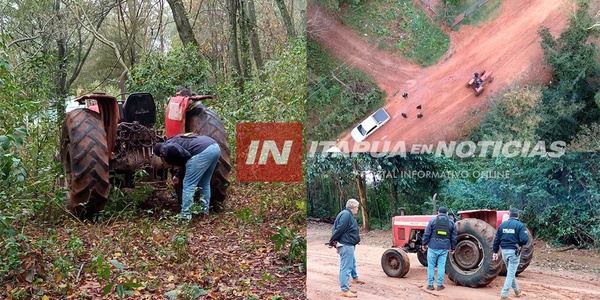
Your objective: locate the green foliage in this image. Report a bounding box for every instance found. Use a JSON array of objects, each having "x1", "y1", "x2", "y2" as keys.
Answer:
[
  {"x1": 442, "y1": 154, "x2": 600, "y2": 247},
  {"x1": 307, "y1": 40, "x2": 385, "y2": 141},
  {"x1": 164, "y1": 283, "x2": 208, "y2": 300},
  {"x1": 216, "y1": 37, "x2": 307, "y2": 156},
  {"x1": 91, "y1": 255, "x2": 144, "y2": 299},
  {"x1": 394, "y1": 2, "x2": 450, "y2": 66},
  {"x1": 270, "y1": 225, "x2": 306, "y2": 268},
  {"x1": 568, "y1": 123, "x2": 600, "y2": 152},
  {"x1": 468, "y1": 85, "x2": 546, "y2": 142},
  {"x1": 339, "y1": 0, "x2": 449, "y2": 67},
  {"x1": 0, "y1": 217, "x2": 25, "y2": 280},
  {"x1": 443, "y1": 0, "x2": 503, "y2": 28},
  {"x1": 217, "y1": 37, "x2": 306, "y2": 123},
  {"x1": 128, "y1": 44, "x2": 211, "y2": 102},
  {"x1": 539, "y1": 1, "x2": 598, "y2": 97},
  {"x1": 307, "y1": 153, "x2": 455, "y2": 220},
  {"x1": 127, "y1": 44, "x2": 211, "y2": 128}
]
